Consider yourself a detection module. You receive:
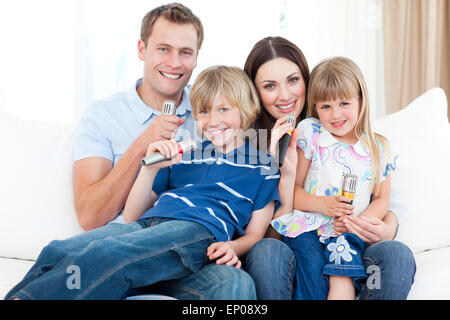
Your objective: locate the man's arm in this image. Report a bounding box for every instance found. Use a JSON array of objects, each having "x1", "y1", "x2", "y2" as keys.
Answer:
[
  {"x1": 73, "y1": 140, "x2": 144, "y2": 230},
  {"x1": 73, "y1": 115, "x2": 183, "y2": 230}
]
